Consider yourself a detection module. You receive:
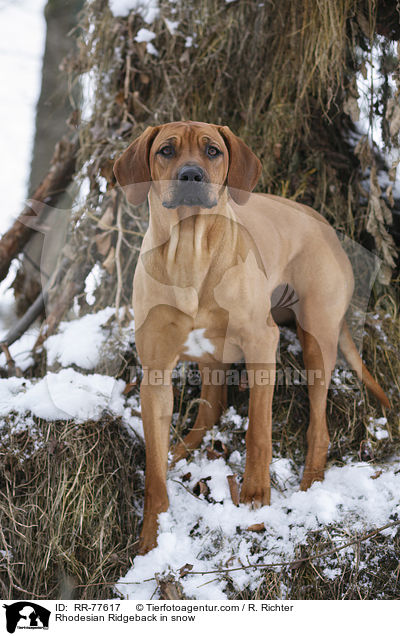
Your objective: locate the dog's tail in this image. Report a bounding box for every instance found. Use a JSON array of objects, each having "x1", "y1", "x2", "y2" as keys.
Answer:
[{"x1": 338, "y1": 321, "x2": 390, "y2": 408}]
